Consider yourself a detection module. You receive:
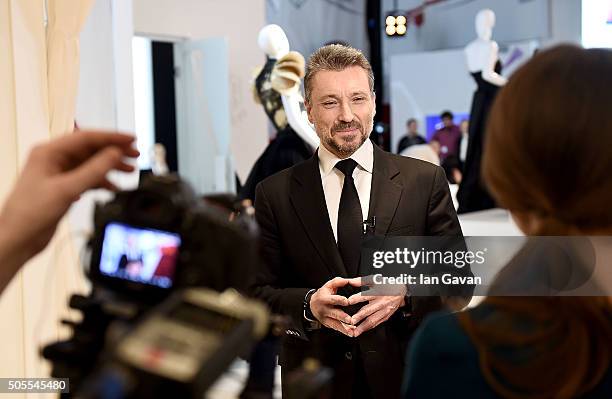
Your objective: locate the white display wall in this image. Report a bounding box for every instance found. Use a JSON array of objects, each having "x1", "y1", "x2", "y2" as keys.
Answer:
[
  {"x1": 388, "y1": 40, "x2": 536, "y2": 152},
  {"x1": 381, "y1": 0, "x2": 582, "y2": 104}
]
